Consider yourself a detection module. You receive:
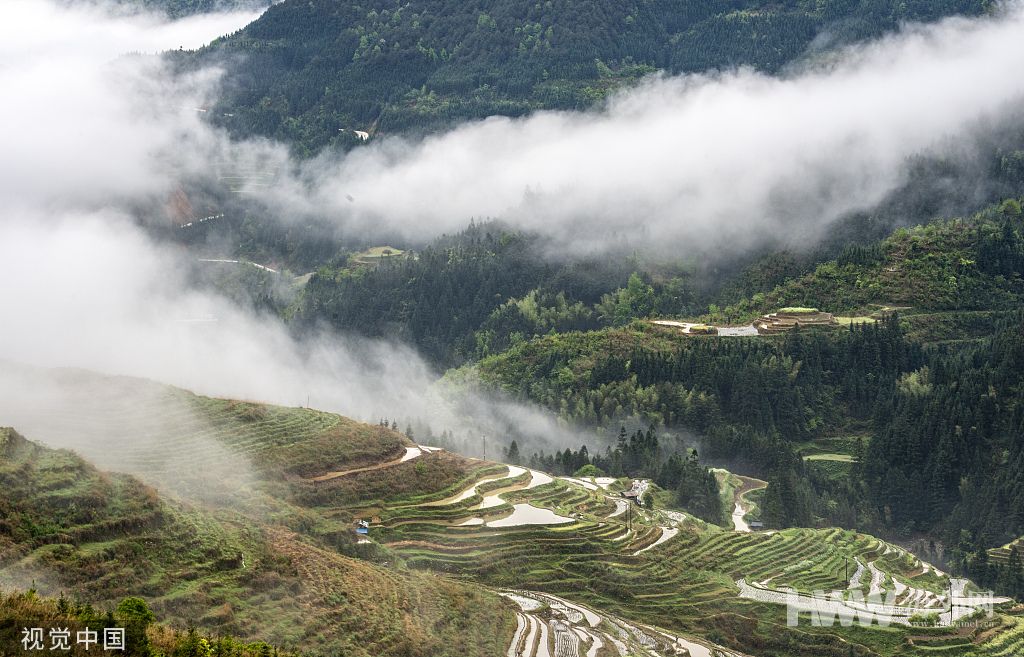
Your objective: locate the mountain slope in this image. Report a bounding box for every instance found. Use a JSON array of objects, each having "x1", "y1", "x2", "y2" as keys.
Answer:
[
  {"x1": 712, "y1": 199, "x2": 1024, "y2": 326},
  {"x1": 0, "y1": 587, "x2": 302, "y2": 657},
  {"x1": 0, "y1": 384, "x2": 516, "y2": 657},
  {"x1": 178, "y1": 0, "x2": 989, "y2": 153}
]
